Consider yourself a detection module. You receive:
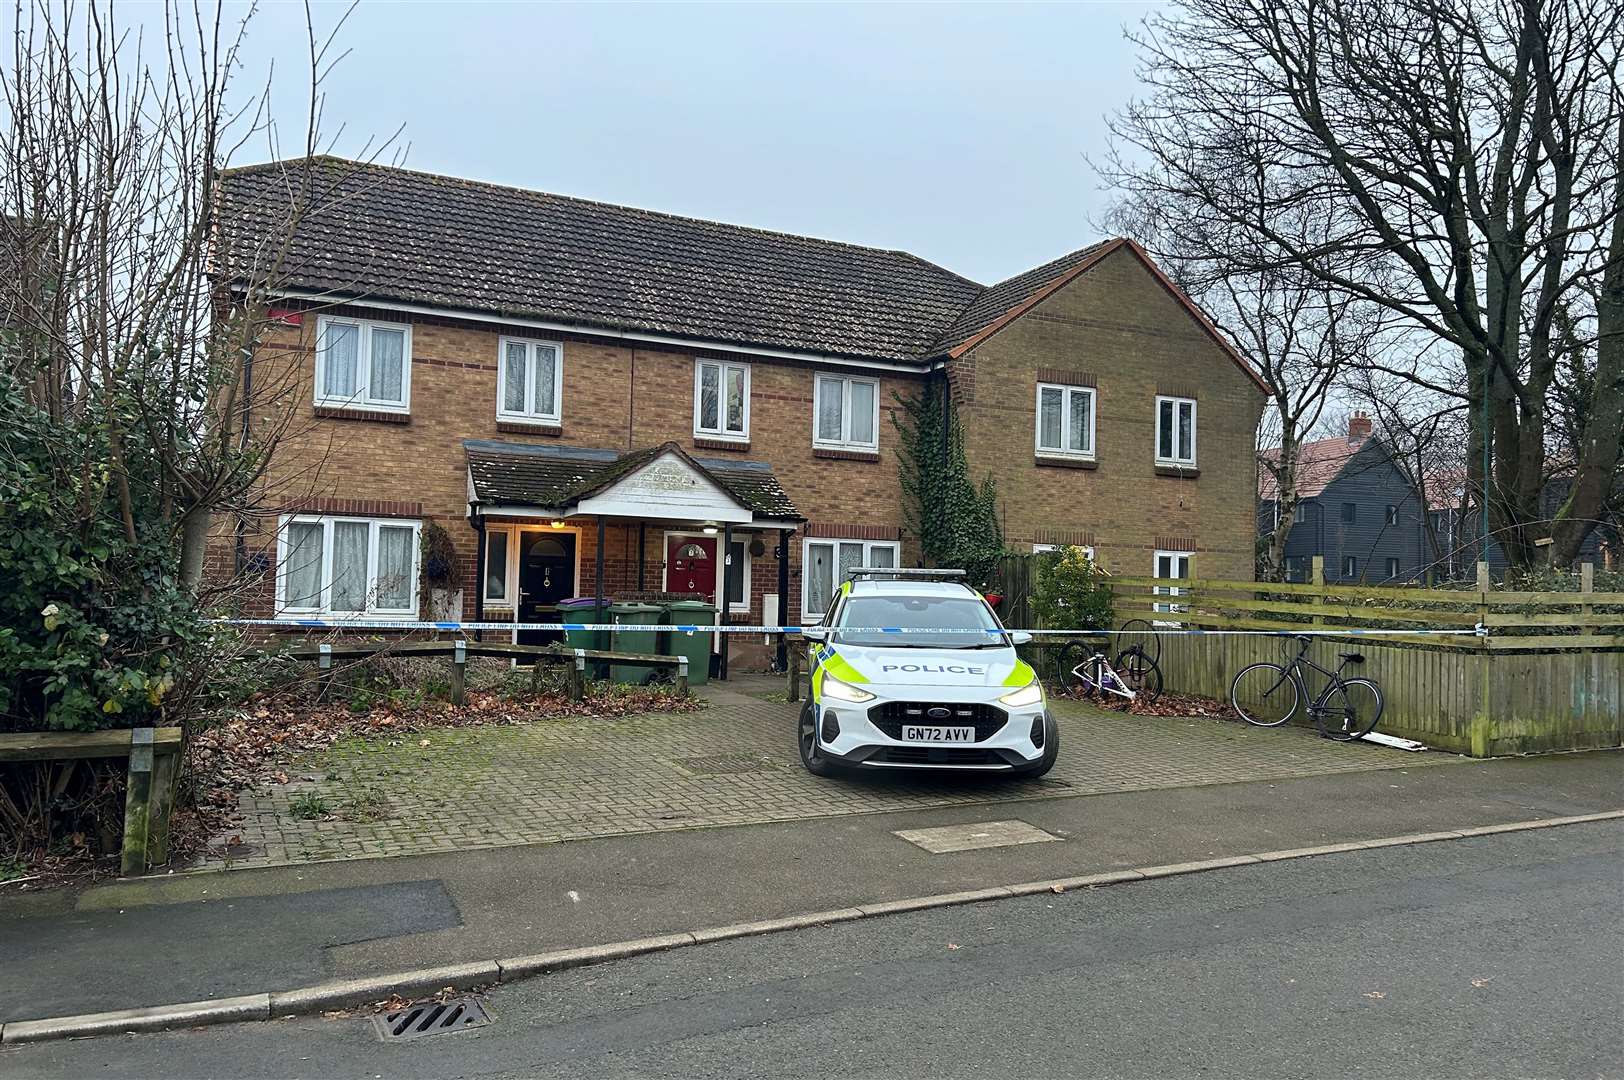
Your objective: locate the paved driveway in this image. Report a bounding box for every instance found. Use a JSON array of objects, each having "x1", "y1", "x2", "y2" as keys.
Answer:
[{"x1": 200, "y1": 676, "x2": 1459, "y2": 871}]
